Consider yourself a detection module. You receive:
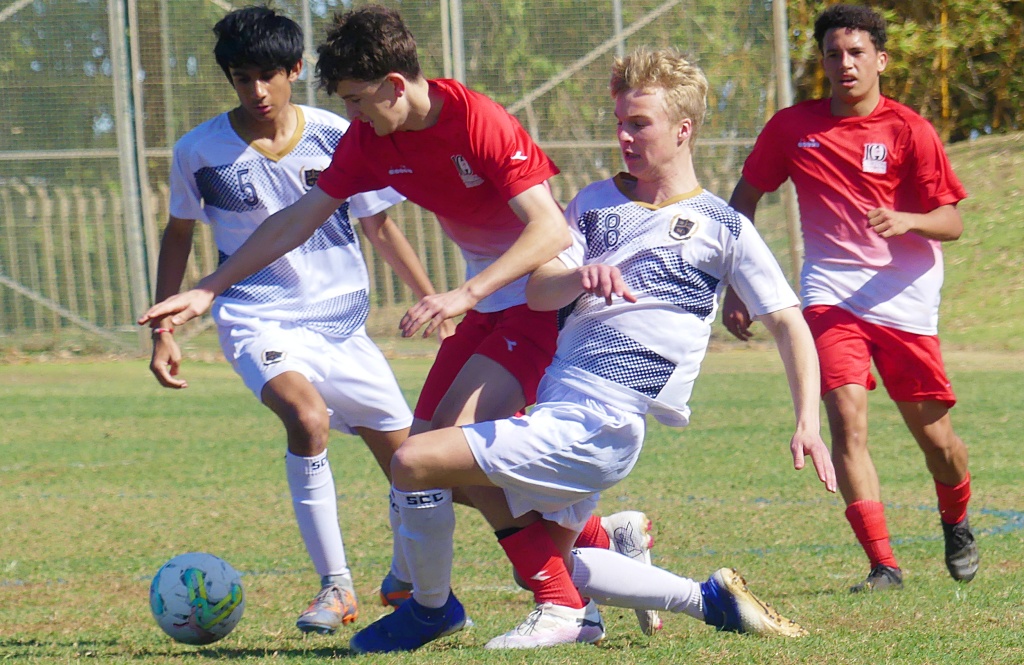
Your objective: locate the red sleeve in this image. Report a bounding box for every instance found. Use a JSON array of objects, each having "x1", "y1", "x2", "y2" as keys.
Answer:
[
  {"x1": 315, "y1": 125, "x2": 385, "y2": 200},
  {"x1": 464, "y1": 89, "x2": 559, "y2": 199},
  {"x1": 900, "y1": 117, "x2": 967, "y2": 212},
  {"x1": 741, "y1": 110, "x2": 792, "y2": 194}
]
